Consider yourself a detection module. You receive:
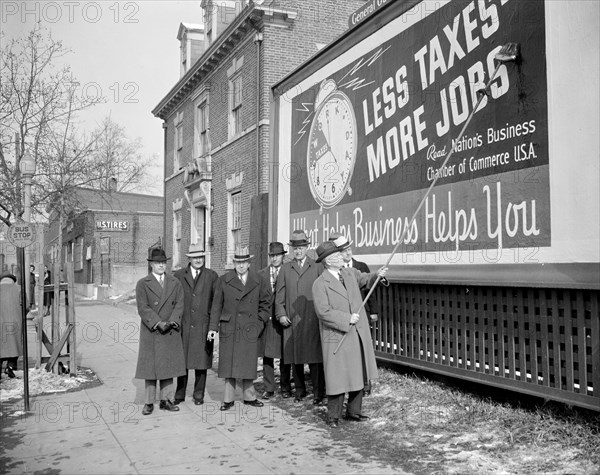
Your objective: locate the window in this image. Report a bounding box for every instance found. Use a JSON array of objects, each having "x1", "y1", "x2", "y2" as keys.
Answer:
[
  {"x1": 230, "y1": 74, "x2": 243, "y2": 136},
  {"x1": 174, "y1": 111, "x2": 184, "y2": 171},
  {"x1": 205, "y1": 5, "x2": 214, "y2": 46},
  {"x1": 192, "y1": 206, "x2": 206, "y2": 249},
  {"x1": 74, "y1": 237, "x2": 83, "y2": 271},
  {"x1": 229, "y1": 191, "x2": 242, "y2": 258},
  {"x1": 173, "y1": 209, "x2": 182, "y2": 269},
  {"x1": 181, "y1": 40, "x2": 187, "y2": 75},
  {"x1": 225, "y1": 170, "x2": 243, "y2": 267},
  {"x1": 196, "y1": 101, "x2": 209, "y2": 157}
]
